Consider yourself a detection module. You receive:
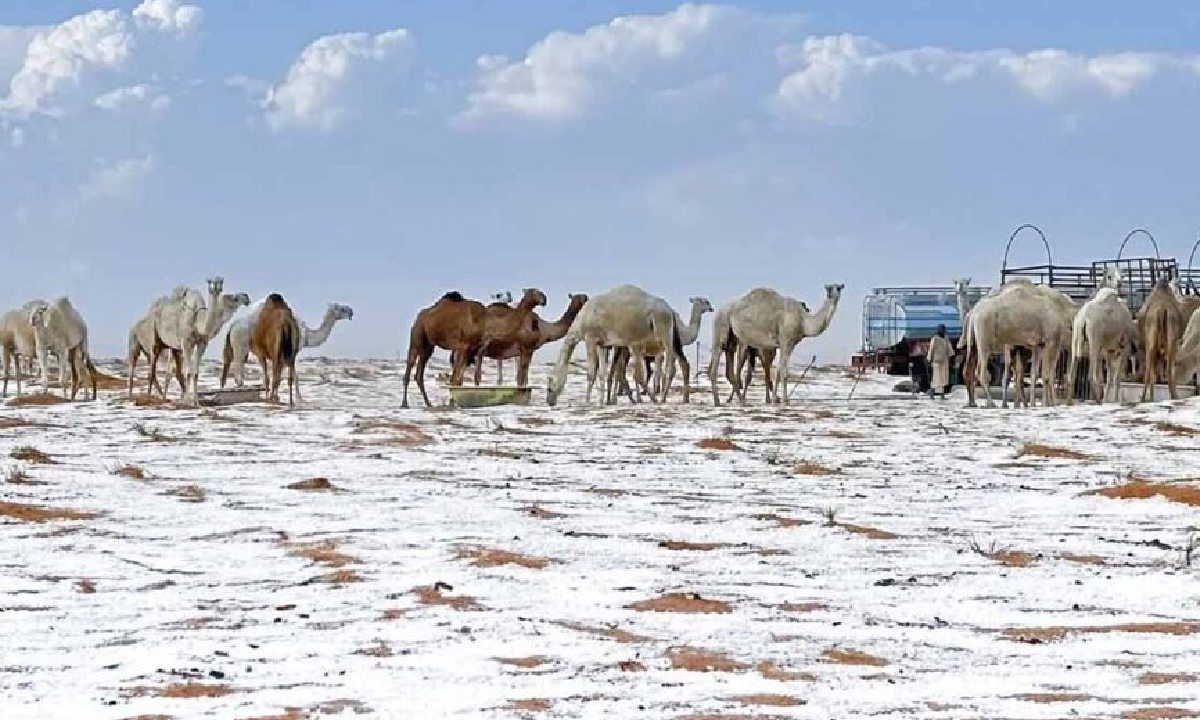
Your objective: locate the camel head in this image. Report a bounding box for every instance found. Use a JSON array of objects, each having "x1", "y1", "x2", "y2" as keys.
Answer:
[
  {"x1": 329, "y1": 303, "x2": 354, "y2": 321},
  {"x1": 688, "y1": 296, "x2": 714, "y2": 314},
  {"x1": 206, "y1": 277, "x2": 225, "y2": 297},
  {"x1": 953, "y1": 277, "x2": 972, "y2": 292},
  {"x1": 519, "y1": 288, "x2": 548, "y2": 309},
  {"x1": 824, "y1": 283, "x2": 845, "y2": 303},
  {"x1": 567, "y1": 293, "x2": 589, "y2": 311},
  {"x1": 222, "y1": 293, "x2": 251, "y2": 312},
  {"x1": 27, "y1": 305, "x2": 49, "y2": 329}
]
